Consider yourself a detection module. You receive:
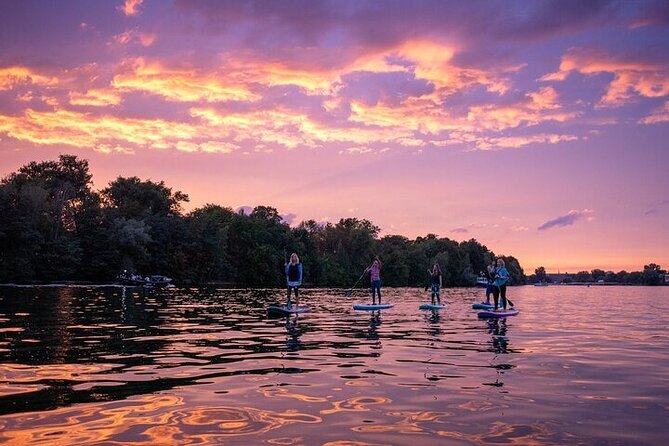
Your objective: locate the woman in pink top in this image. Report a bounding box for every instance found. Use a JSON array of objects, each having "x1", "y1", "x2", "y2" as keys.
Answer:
[{"x1": 365, "y1": 257, "x2": 382, "y2": 304}]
